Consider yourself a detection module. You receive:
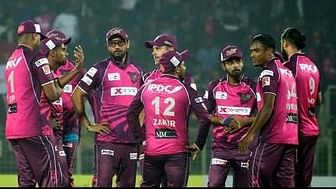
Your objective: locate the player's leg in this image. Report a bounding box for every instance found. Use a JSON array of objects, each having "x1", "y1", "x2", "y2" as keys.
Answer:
[
  {"x1": 17, "y1": 136, "x2": 60, "y2": 187},
  {"x1": 116, "y1": 144, "x2": 138, "y2": 187},
  {"x1": 232, "y1": 159, "x2": 251, "y2": 187},
  {"x1": 95, "y1": 141, "x2": 117, "y2": 187},
  {"x1": 295, "y1": 135, "x2": 318, "y2": 187},
  {"x1": 208, "y1": 157, "x2": 231, "y2": 187},
  {"x1": 164, "y1": 152, "x2": 189, "y2": 187},
  {"x1": 137, "y1": 143, "x2": 145, "y2": 185},
  {"x1": 141, "y1": 154, "x2": 164, "y2": 187},
  {"x1": 91, "y1": 143, "x2": 98, "y2": 187},
  {"x1": 9, "y1": 139, "x2": 37, "y2": 187},
  {"x1": 53, "y1": 130, "x2": 69, "y2": 186},
  {"x1": 274, "y1": 144, "x2": 296, "y2": 187},
  {"x1": 251, "y1": 142, "x2": 282, "y2": 187},
  {"x1": 63, "y1": 132, "x2": 80, "y2": 187}
]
